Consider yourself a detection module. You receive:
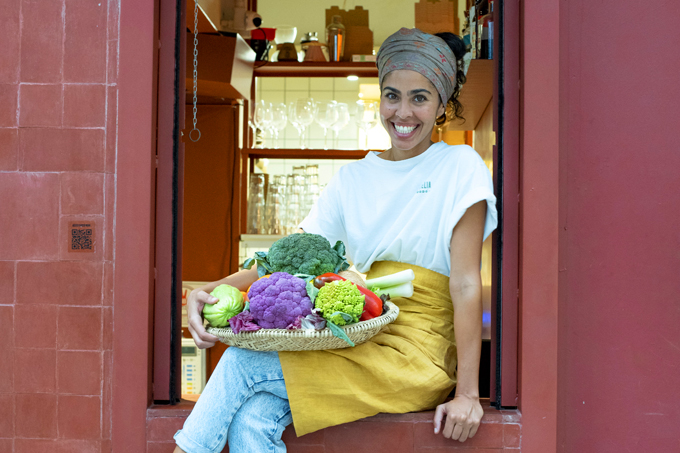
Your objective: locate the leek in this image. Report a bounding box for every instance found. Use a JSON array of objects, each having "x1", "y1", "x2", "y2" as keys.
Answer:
[
  {"x1": 371, "y1": 281, "x2": 414, "y2": 299},
  {"x1": 364, "y1": 269, "x2": 415, "y2": 288}
]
